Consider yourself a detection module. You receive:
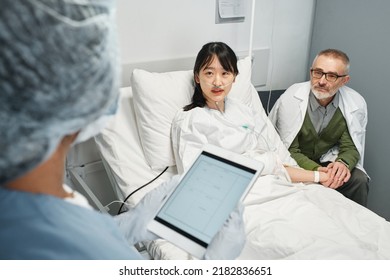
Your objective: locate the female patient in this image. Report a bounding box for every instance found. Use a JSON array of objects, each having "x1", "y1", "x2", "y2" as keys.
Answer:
[{"x1": 172, "y1": 42, "x2": 330, "y2": 184}]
